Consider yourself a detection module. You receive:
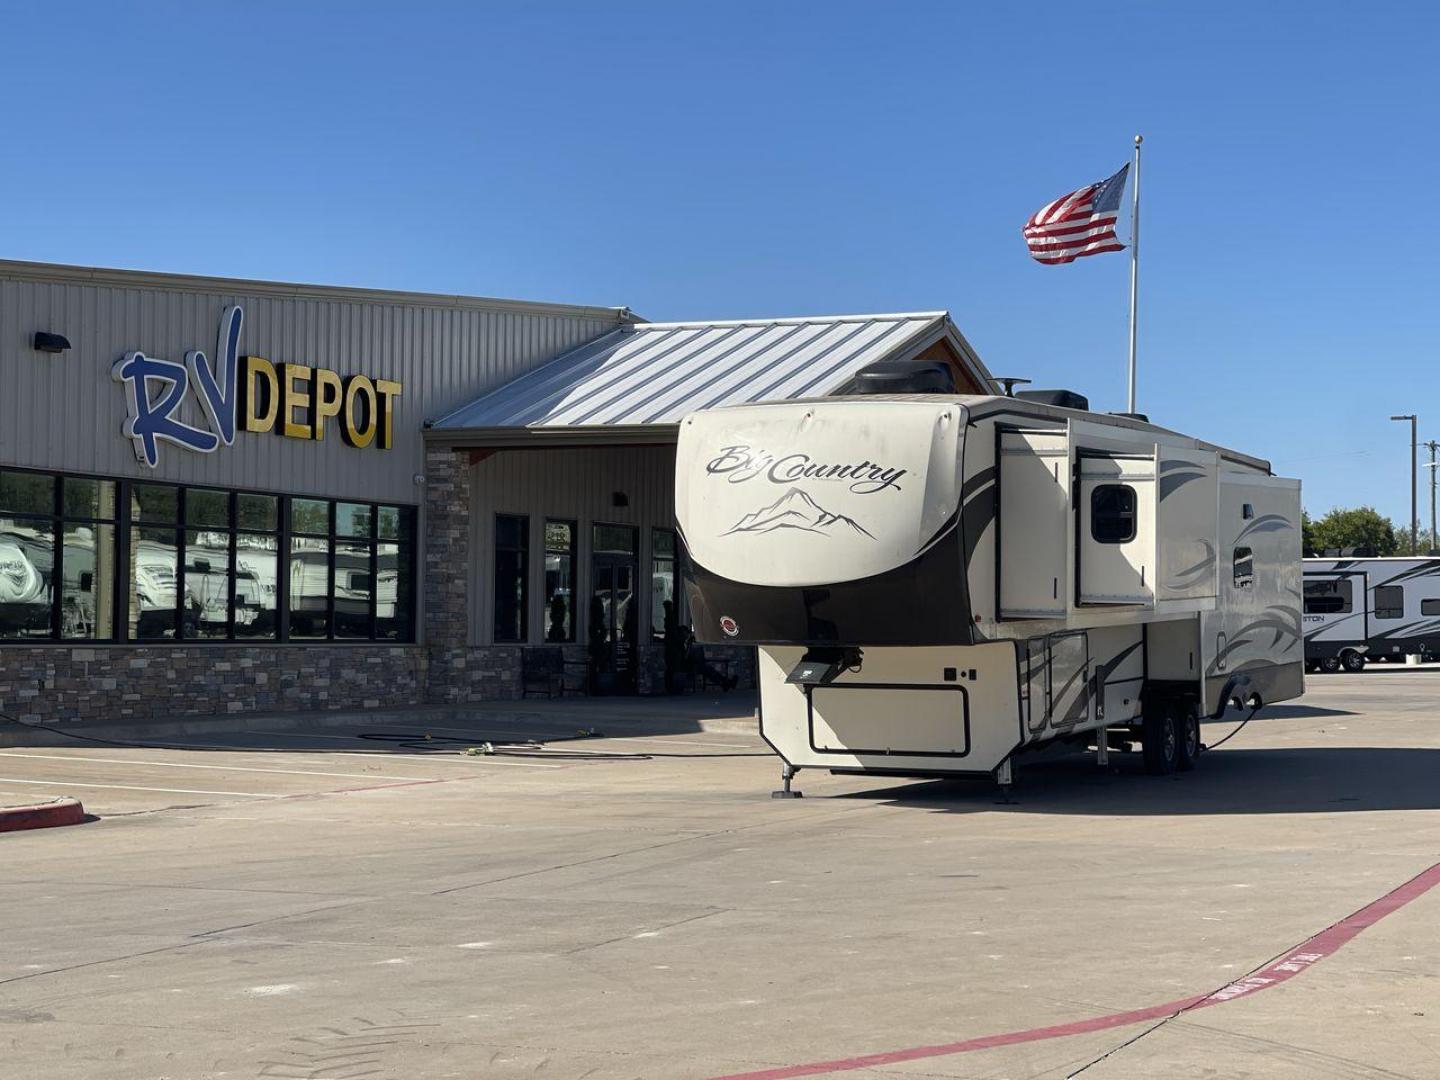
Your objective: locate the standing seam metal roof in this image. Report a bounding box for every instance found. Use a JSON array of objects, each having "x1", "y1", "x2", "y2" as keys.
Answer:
[{"x1": 432, "y1": 312, "x2": 977, "y2": 431}]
